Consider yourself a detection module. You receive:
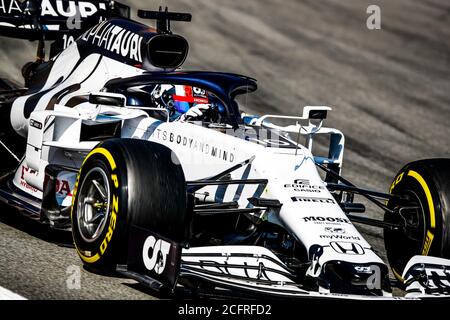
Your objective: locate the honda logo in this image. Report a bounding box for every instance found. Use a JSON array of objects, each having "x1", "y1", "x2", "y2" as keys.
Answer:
[{"x1": 330, "y1": 241, "x2": 365, "y2": 255}]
